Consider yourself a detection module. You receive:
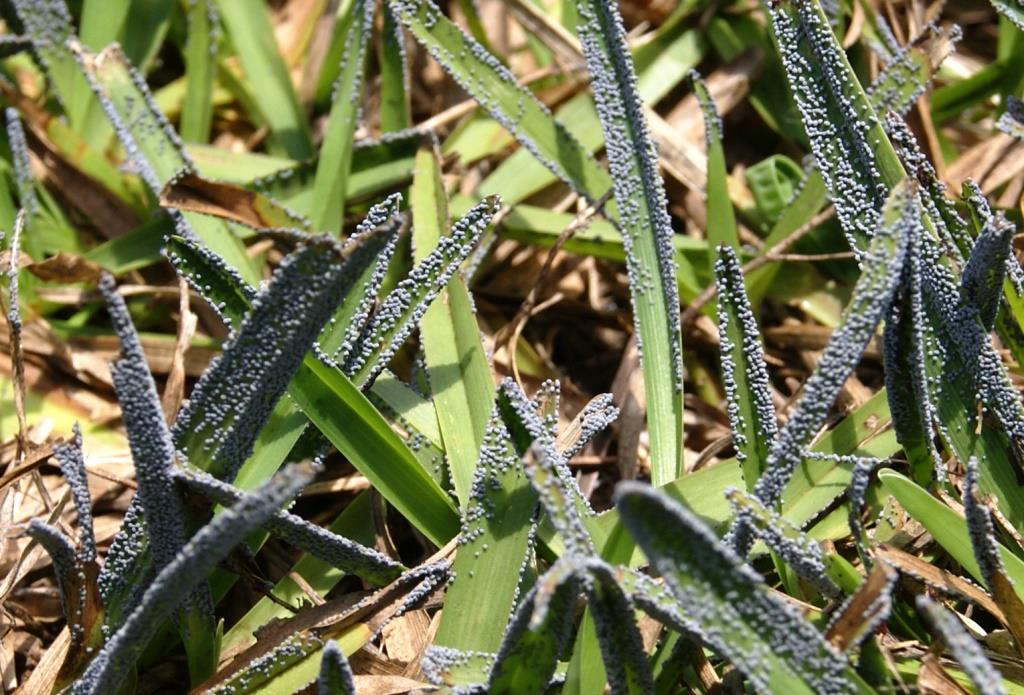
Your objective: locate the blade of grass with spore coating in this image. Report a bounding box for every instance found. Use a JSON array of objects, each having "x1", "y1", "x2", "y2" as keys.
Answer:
[
  {"x1": 487, "y1": 559, "x2": 582, "y2": 693},
  {"x1": 9, "y1": 0, "x2": 105, "y2": 143},
  {"x1": 174, "y1": 466, "x2": 404, "y2": 585},
  {"x1": 991, "y1": 0, "x2": 1024, "y2": 30},
  {"x1": 616, "y1": 483, "x2": 868, "y2": 695},
  {"x1": 170, "y1": 236, "x2": 384, "y2": 482},
  {"x1": 474, "y1": 30, "x2": 704, "y2": 207},
  {"x1": 574, "y1": 0, "x2": 684, "y2": 485},
  {"x1": 215, "y1": 0, "x2": 312, "y2": 159},
  {"x1": 886, "y1": 115, "x2": 1024, "y2": 516},
  {"x1": 693, "y1": 72, "x2": 738, "y2": 270},
  {"x1": 342, "y1": 196, "x2": 499, "y2": 387},
  {"x1": 72, "y1": 42, "x2": 258, "y2": 284},
  {"x1": 766, "y1": 0, "x2": 905, "y2": 253},
  {"x1": 71, "y1": 464, "x2": 313, "y2": 695},
  {"x1": 318, "y1": 641, "x2": 356, "y2": 695},
  {"x1": 729, "y1": 182, "x2": 914, "y2": 556},
  {"x1": 715, "y1": 245, "x2": 777, "y2": 491},
  {"x1": 164, "y1": 234, "x2": 459, "y2": 545},
  {"x1": 412, "y1": 143, "x2": 493, "y2": 506},
  {"x1": 243, "y1": 136, "x2": 419, "y2": 215},
  {"x1": 180, "y1": 0, "x2": 218, "y2": 143},
  {"x1": 725, "y1": 489, "x2": 842, "y2": 600},
  {"x1": 434, "y1": 402, "x2": 537, "y2": 653},
  {"x1": 220, "y1": 491, "x2": 375, "y2": 653},
  {"x1": 309, "y1": 0, "x2": 374, "y2": 234},
  {"x1": 916, "y1": 595, "x2": 1007, "y2": 695},
  {"x1": 998, "y1": 97, "x2": 1024, "y2": 140},
  {"x1": 389, "y1": 0, "x2": 612, "y2": 200}
]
